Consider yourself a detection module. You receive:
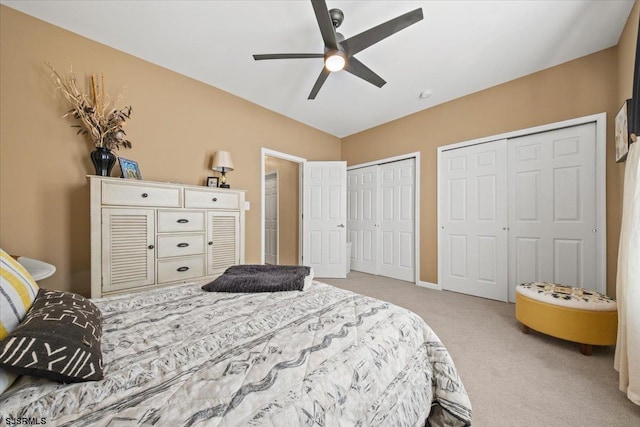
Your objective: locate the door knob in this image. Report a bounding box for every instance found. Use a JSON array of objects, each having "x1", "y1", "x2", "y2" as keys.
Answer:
[{"x1": 337, "y1": 224, "x2": 345, "y2": 228}]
